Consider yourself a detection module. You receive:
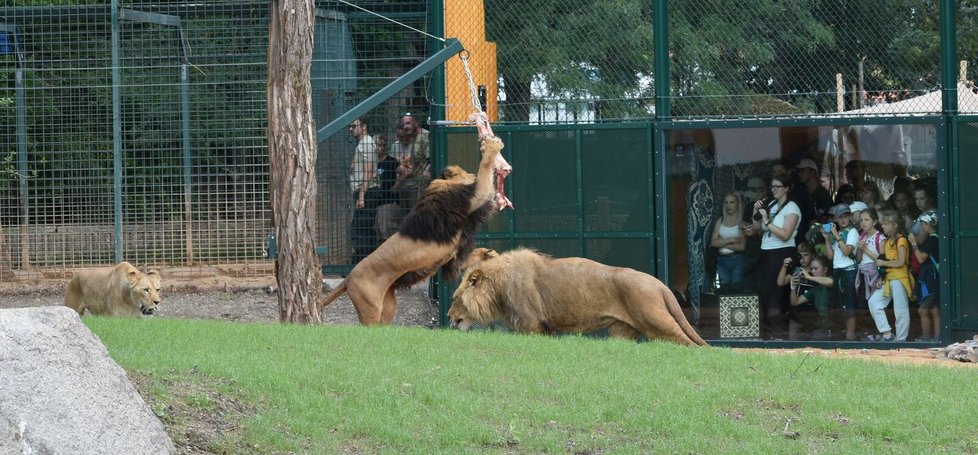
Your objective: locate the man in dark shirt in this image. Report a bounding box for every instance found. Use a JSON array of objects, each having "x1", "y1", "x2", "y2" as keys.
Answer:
[
  {"x1": 796, "y1": 158, "x2": 834, "y2": 218},
  {"x1": 374, "y1": 134, "x2": 402, "y2": 241}
]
